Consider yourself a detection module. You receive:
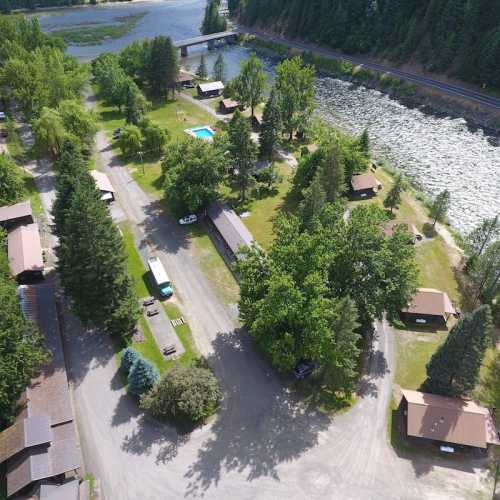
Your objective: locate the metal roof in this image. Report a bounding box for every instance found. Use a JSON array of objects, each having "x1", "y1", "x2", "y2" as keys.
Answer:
[
  {"x1": 90, "y1": 170, "x2": 115, "y2": 194},
  {"x1": 208, "y1": 201, "x2": 254, "y2": 258},
  {"x1": 39, "y1": 479, "x2": 80, "y2": 500},
  {"x1": 402, "y1": 288, "x2": 455, "y2": 317},
  {"x1": 198, "y1": 81, "x2": 225, "y2": 93},
  {"x1": 402, "y1": 389, "x2": 500, "y2": 448},
  {"x1": 8, "y1": 223, "x2": 44, "y2": 277},
  {"x1": 6, "y1": 422, "x2": 81, "y2": 497},
  {"x1": 0, "y1": 416, "x2": 52, "y2": 464},
  {"x1": 0, "y1": 201, "x2": 33, "y2": 224}
]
